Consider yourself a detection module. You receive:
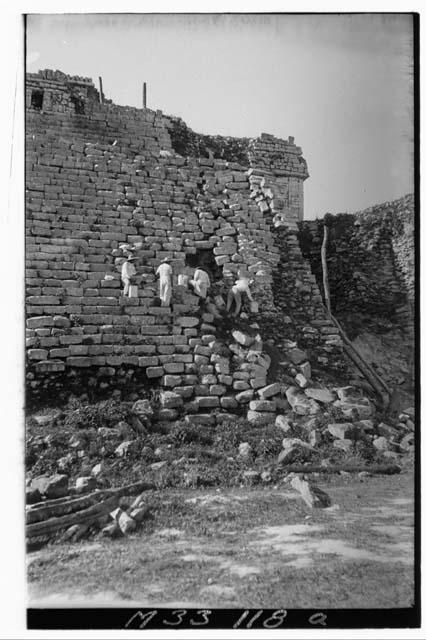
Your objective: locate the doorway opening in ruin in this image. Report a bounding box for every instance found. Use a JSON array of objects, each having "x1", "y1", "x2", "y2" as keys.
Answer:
[
  {"x1": 186, "y1": 248, "x2": 222, "y2": 281},
  {"x1": 31, "y1": 90, "x2": 44, "y2": 111},
  {"x1": 70, "y1": 94, "x2": 85, "y2": 114}
]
